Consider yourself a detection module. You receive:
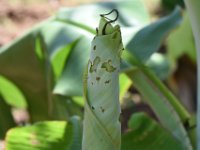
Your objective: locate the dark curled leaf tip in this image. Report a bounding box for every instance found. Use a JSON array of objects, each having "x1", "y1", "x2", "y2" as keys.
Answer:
[
  {"x1": 100, "y1": 9, "x2": 119, "y2": 35},
  {"x1": 100, "y1": 9, "x2": 119, "y2": 21}
]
